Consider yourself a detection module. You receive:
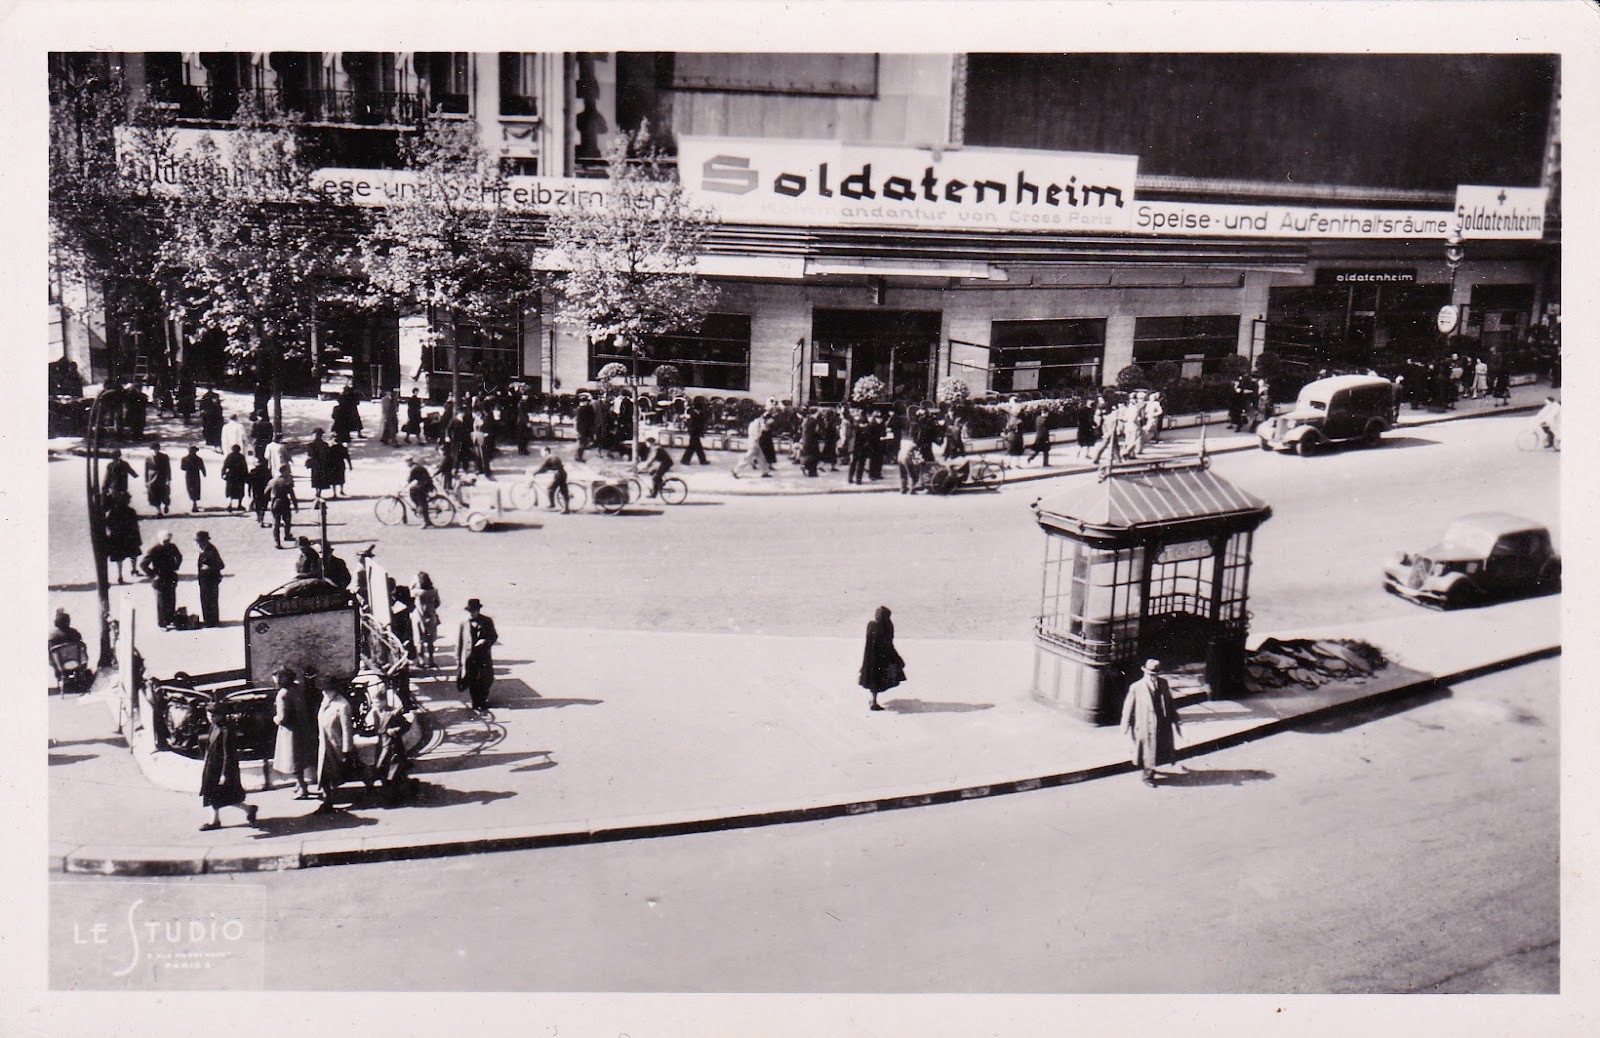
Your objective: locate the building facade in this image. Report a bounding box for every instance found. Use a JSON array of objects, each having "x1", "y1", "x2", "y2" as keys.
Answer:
[{"x1": 51, "y1": 52, "x2": 1560, "y2": 402}]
